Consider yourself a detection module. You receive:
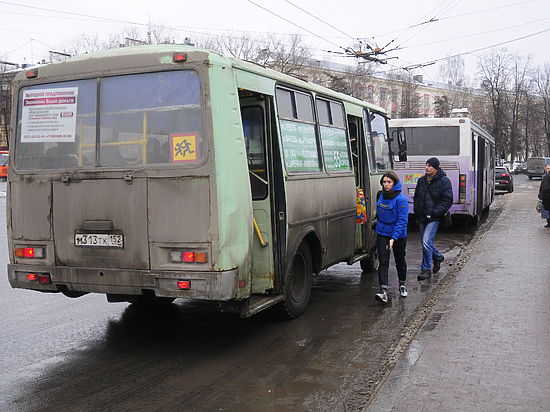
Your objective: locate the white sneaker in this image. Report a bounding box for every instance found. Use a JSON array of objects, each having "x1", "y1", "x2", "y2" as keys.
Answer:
[
  {"x1": 375, "y1": 290, "x2": 388, "y2": 304},
  {"x1": 399, "y1": 285, "x2": 408, "y2": 297}
]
